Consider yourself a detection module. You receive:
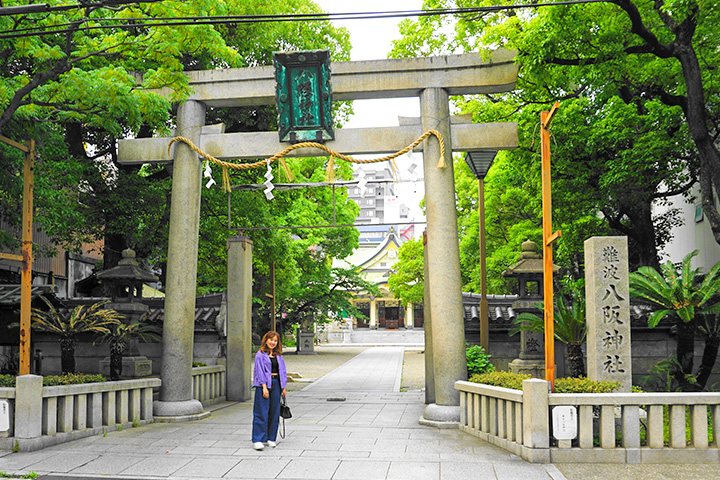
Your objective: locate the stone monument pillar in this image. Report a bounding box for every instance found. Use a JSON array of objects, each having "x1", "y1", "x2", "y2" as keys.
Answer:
[
  {"x1": 226, "y1": 235, "x2": 253, "y2": 402},
  {"x1": 420, "y1": 88, "x2": 466, "y2": 426},
  {"x1": 154, "y1": 100, "x2": 207, "y2": 419},
  {"x1": 585, "y1": 236, "x2": 632, "y2": 392}
]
